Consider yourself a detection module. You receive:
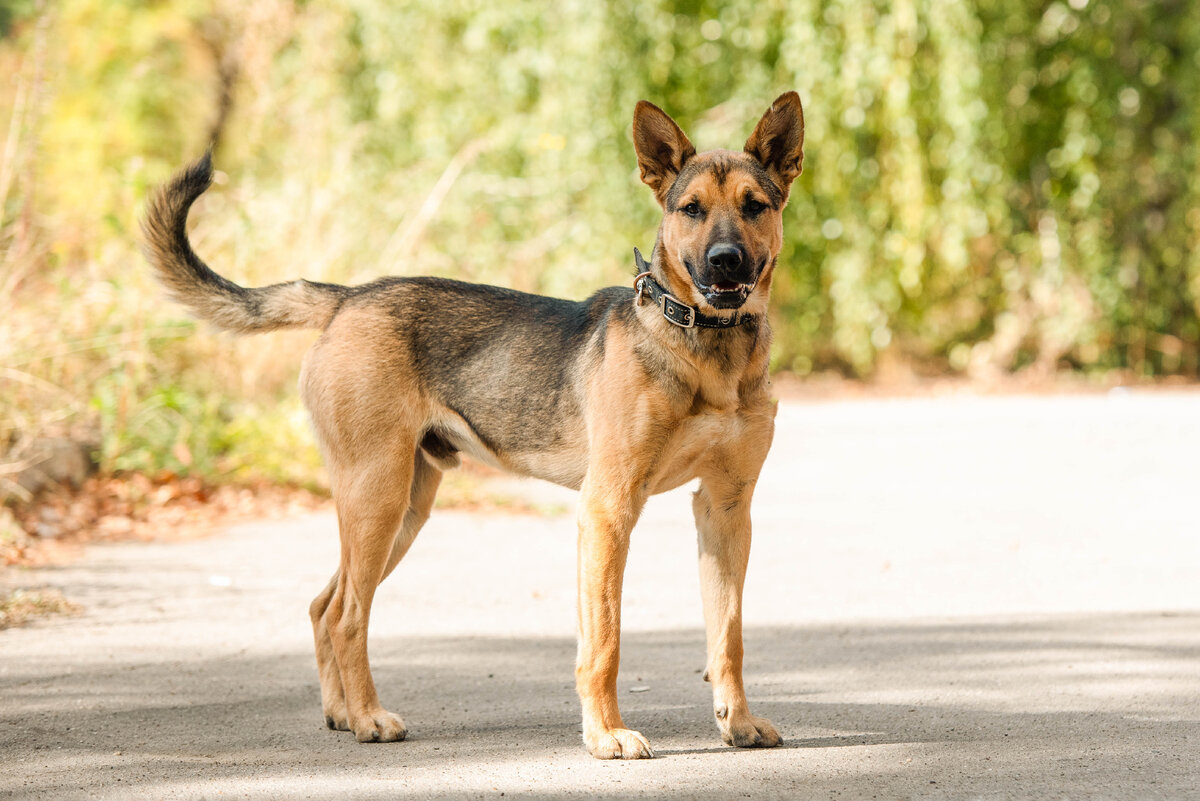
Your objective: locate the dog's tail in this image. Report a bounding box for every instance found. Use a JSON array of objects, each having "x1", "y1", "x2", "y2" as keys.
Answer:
[{"x1": 142, "y1": 153, "x2": 347, "y2": 333}]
